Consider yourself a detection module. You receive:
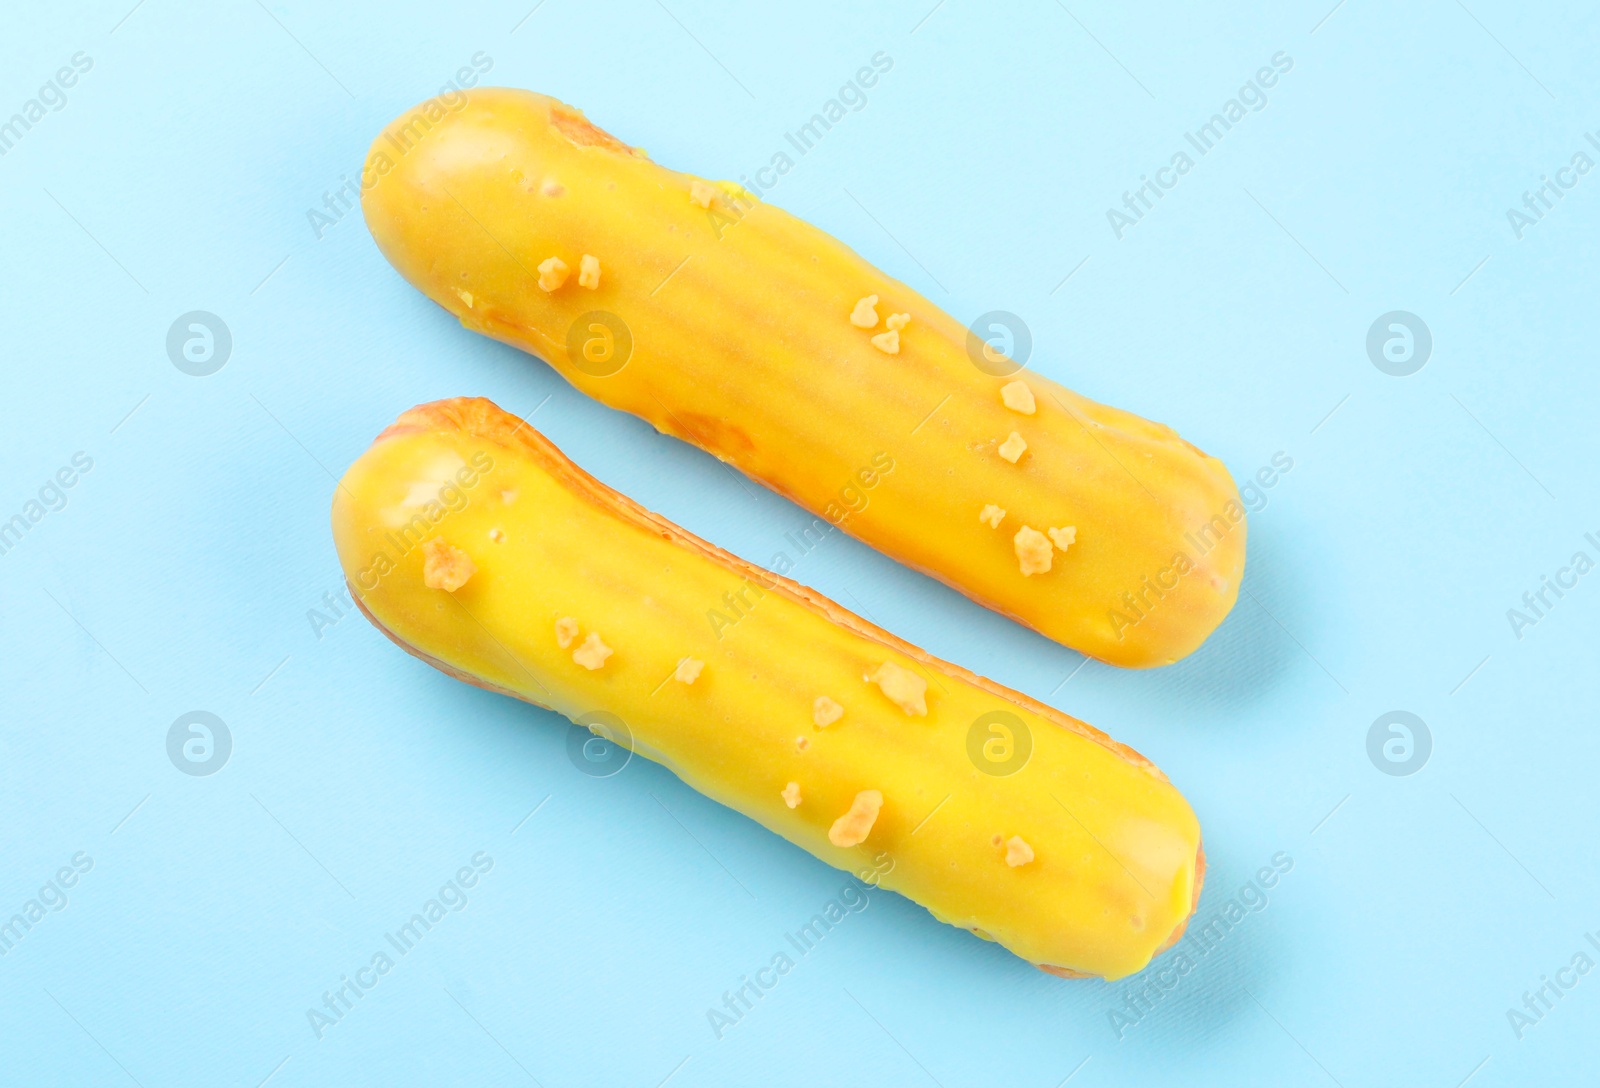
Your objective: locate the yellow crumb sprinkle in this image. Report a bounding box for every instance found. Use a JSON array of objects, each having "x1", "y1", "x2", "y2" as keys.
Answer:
[
  {"x1": 885, "y1": 312, "x2": 910, "y2": 331},
  {"x1": 850, "y1": 295, "x2": 880, "y2": 328},
  {"x1": 673, "y1": 657, "x2": 704, "y2": 684},
  {"x1": 578, "y1": 254, "x2": 601, "y2": 289},
  {"x1": 782, "y1": 782, "x2": 802, "y2": 809},
  {"x1": 813, "y1": 696, "x2": 844, "y2": 727},
  {"x1": 554, "y1": 617, "x2": 579, "y2": 649},
  {"x1": 1048, "y1": 526, "x2": 1076, "y2": 552},
  {"x1": 572, "y1": 631, "x2": 613, "y2": 670},
  {"x1": 537, "y1": 256, "x2": 569, "y2": 292},
  {"x1": 1001, "y1": 380, "x2": 1036, "y2": 414},
  {"x1": 829, "y1": 789, "x2": 883, "y2": 847},
  {"x1": 870, "y1": 329, "x2": 900, "y2": 354},
  {"x1": 867, "y1": 662, "x2": 927, "y2": 716},
  {"x1": 420, "y1": 538, "x2": 475, "y2": 592},
  {"x1": 998, "y1": 432, "x2": 1028, "y2": 463},
  {"x1": 454, "y1": 287, "x2": 475, "y2": 309},
  {"x1": 979, "y1": 504, "x2": 1006, "y2": 529},
  {"x1": 689, "y1": 180, "x2": 717, "y2": 208},
  {"x1": 796, "y1": 736, "x2": 809, "y2": 751},
  {"x1": 488, "y1": 527, "x2": 504, "y2": 543},
  {"x1": 540, "y1": 178, "x2": 565, "y2": 197},
  {"x1": 1005, "y1": 835, "x2": 1035, "y2": 867},
  {"x1": 1014, "y1": 526, "x2": 1052, "y2": 575}
]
